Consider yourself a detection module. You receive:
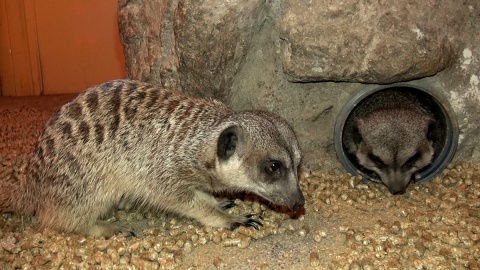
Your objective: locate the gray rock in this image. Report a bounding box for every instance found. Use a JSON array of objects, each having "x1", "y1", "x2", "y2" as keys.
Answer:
[
  {"x1": 279, "y1": 0, "x2": 467, "y2": 83},
  {"x1": 118, "y1": 0, "x2": 180, "y2": 89},
  {"x1": 119, "y1": 0, "x2": 266, "y2": 100},
  {"x1": 174, "y1": 0, "x2": 266, "y2": 99}
]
